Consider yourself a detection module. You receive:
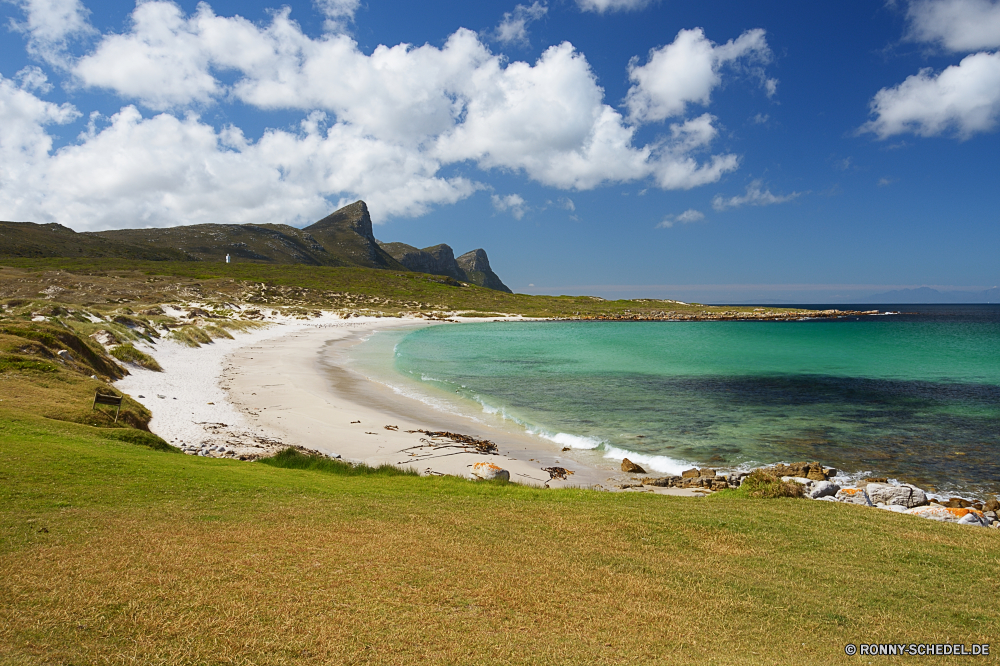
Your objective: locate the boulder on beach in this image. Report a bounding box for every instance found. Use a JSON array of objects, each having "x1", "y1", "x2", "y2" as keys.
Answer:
[
  {"x1": 781, "y1": 476, "x2": 812, "y2": 487},
  {"x1": 681, "y1": 468, "x2": 700, "y2": 478},
  {"x1": 808, "y1": 480, "x2": 840, "y2": 499},
  {"x1": 835, "y1": 487, "x2": 873, "y2": 506},
  {"x1": 621, "y1": 458, "x2": 646, "y2": 474},
  {"x1": 470, "y1": 462, "x2": 510, "y2": 482},
  {"x1": 866, "y1": 483, "x2": 927, "y2": 509}
]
